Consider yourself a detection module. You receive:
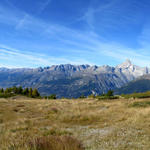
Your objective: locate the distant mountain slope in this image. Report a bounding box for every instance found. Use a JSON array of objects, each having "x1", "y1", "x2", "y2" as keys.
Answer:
[
  {"x1": 115, "y1": 74, "x2": 150, "y2": 94},
  {"x1": 0, "y1": 60, "x2": 150, "y2": 98}
]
